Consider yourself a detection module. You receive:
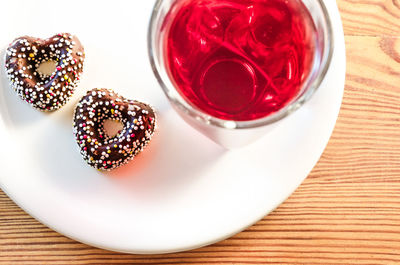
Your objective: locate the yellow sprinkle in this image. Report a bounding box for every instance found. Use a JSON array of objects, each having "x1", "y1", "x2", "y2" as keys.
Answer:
[
  {"x1": 29, "y1": 53, "x2": 34, "y2": 58},
  {"x1": 64, "y1": 75, "x2": 68, "y2": 79},
  {"x1": 134, "y1": 119, "x2": 138, "y2": 124},
  {"x1": 87, "y1": 138, "x2": 91, "y2": 143},
  {"x1": 95, "y1": 141, "x2": 99, "y2": 145},
  {"x1": 111, "y1": 109, "x2": 115, "y2": 114},
  {"x1": 46, "y1": 94, "x2": 50, "y2": 98},
  {"x1": 63, "y1": 59, "x2": 66, "y2": 64},
  {"x1": 114, "y1": 144, "x2": 117, "y2": 148},
  {"x1": 68, "y1": 78, "x2": 72, "y2": 83},
  {"x1": 107, "y1": 150, "x2": 111, "y2": 154}
]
